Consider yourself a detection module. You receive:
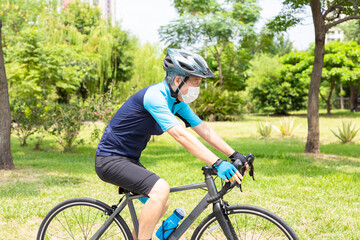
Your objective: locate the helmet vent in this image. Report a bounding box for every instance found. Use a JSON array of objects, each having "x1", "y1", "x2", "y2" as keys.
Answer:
[
  {"x1": 179, "y1": 62, "x2": 193, "y2": 71},
  {"x1": 194, "y1": 58, "x2": 205, "y2": 69}
]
